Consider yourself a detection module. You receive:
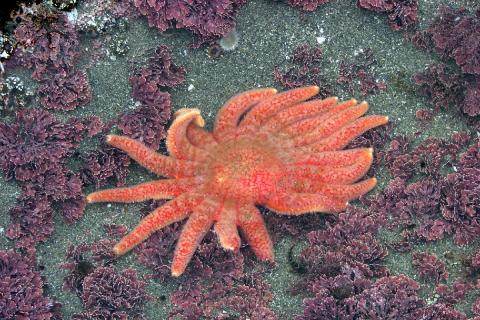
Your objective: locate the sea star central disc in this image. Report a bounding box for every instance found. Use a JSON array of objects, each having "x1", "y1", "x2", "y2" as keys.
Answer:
[{"x1": 206, "y1": 137, "x2": 283, "y2": 201}]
